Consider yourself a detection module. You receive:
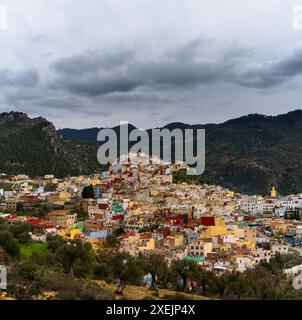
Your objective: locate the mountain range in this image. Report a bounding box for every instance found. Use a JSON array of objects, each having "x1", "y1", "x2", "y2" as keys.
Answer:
[
  {"x1": 1, "y1": 110, "x2": 302, "y2": 195},
  {"x1": 58, "y1": 110, "x2": 302, "y2": 196},
  {"x1": 0, "y1": 112, "x2": 99, "y2": 177}
]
